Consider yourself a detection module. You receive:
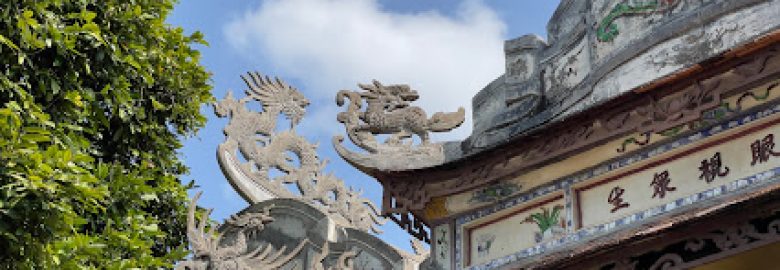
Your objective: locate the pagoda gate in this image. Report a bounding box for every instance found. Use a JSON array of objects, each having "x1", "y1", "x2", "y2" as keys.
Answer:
[
  {"x1": 178, "y1": 0, "x2": 780, "y2": 269},
  {"x1": 330, "y1": 0, "x2": 780, "y2": 269}
]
